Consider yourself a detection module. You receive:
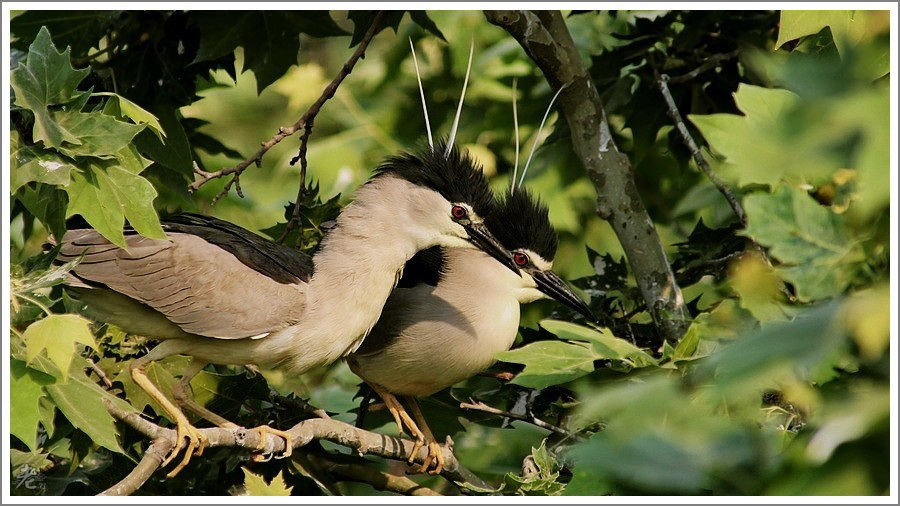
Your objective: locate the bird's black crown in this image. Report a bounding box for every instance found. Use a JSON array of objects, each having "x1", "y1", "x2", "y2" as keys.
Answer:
[
  {"x1": 373, "y1": 141, "x2": 494, "y2": 218},
  {"x1": 487, "y1": 188, "x2": 558, "y2": 261}
]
